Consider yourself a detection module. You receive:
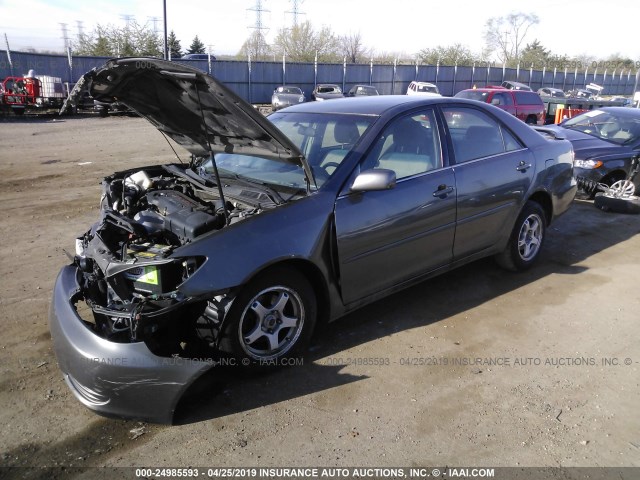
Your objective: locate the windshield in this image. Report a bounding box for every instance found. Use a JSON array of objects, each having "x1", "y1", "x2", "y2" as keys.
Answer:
[
  {"x1": 562, "y1": 110, "x2": 640, "y2": 145},
  {"x1": 317, "y1": 86, "x2": 341, "y2": 94},
  {"x1": 455, "y1": 90, "x2": 490, "y2": 102},
  {"x1": 277, "y1": 87, "x2": 302, "y2": 94},
  {"x1": 417, "y1": 84, "x2": 438, "y2": 93},
  {"x1": 202, "y1": 112, "x2": 374, "y2": 190}
]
